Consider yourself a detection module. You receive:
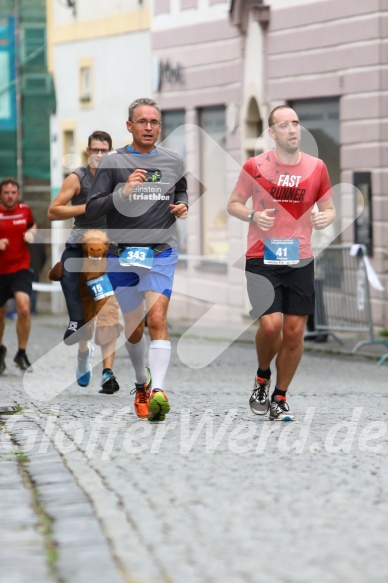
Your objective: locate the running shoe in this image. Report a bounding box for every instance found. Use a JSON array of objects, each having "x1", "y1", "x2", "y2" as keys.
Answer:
[
  {"x1": 249, "y1": 376, "x2": 271, "y2": 415},
  {"x1": 269, "y1": 395, "x2": 295, "y2": 421},
  {"x1": 130, "y1": 367, "x2": 152, "y2": 419},
  {"x1": 99, "y1": 369, "x2": 120, "y2": 395},
  {"x1": 148, "y1": 390, "x2": 170, "y2": 423},
  {"x1": 76, "y1": 343, "x2": 94, "y2": 387},
  {"x1": 0, "y1": 345, "x2": 7, "y2": 375},
  {"x1": 13, "y1": 351, "x2": 33, "y2": 372}
]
